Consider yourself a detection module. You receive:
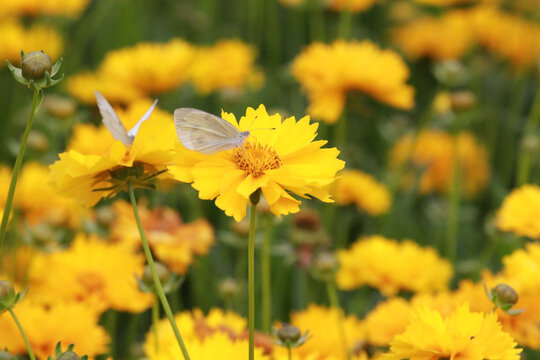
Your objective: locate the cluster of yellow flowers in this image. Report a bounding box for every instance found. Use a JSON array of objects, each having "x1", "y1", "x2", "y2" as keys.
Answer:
[
  {"x1": 331, "y1": 169, "x2": 391, "y2": 215},
  {"x1": 394, "y1": 5, "x2": 540, "y2": 67},
  {"x1": 336, "y1": 235, "x2": 453, "y2": 296},
  {"x1": 0, "y1": 19, "x2": 63, "y2": 65},
  {"x1": 496, "y1": 184, "x2": 540, "y2": 239},
  {"x1": 0, "y1": 0, "x2": 89, "y2": 18},
  {"x1": 389, "y1": 130, "x2": 490, "y2": 197},
  {"x1": 67, "y1": 39, "x2": 263, "y2": 105},
  {"x1": 292, "y1": 40, "x2": 414, "y2": 123}
]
